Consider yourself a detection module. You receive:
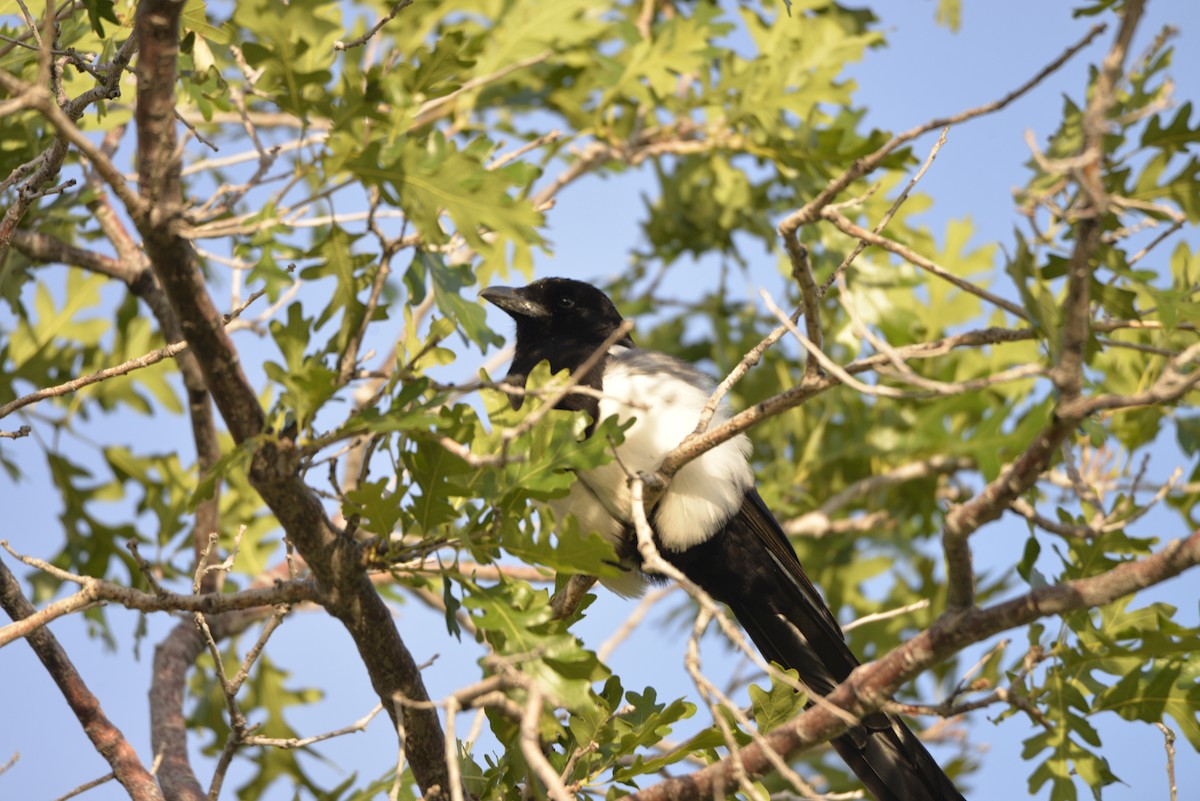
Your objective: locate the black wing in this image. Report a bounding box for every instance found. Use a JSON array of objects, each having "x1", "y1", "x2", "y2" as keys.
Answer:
[{"x1": 663, "y1": 488, "x2": 966, "y2": 801}]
